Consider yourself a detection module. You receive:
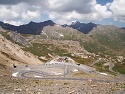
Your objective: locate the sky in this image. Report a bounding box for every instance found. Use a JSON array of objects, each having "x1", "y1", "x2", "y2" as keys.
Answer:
[{"x1": 0, "y1": 0, "x2": 125, "y2": 27}]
